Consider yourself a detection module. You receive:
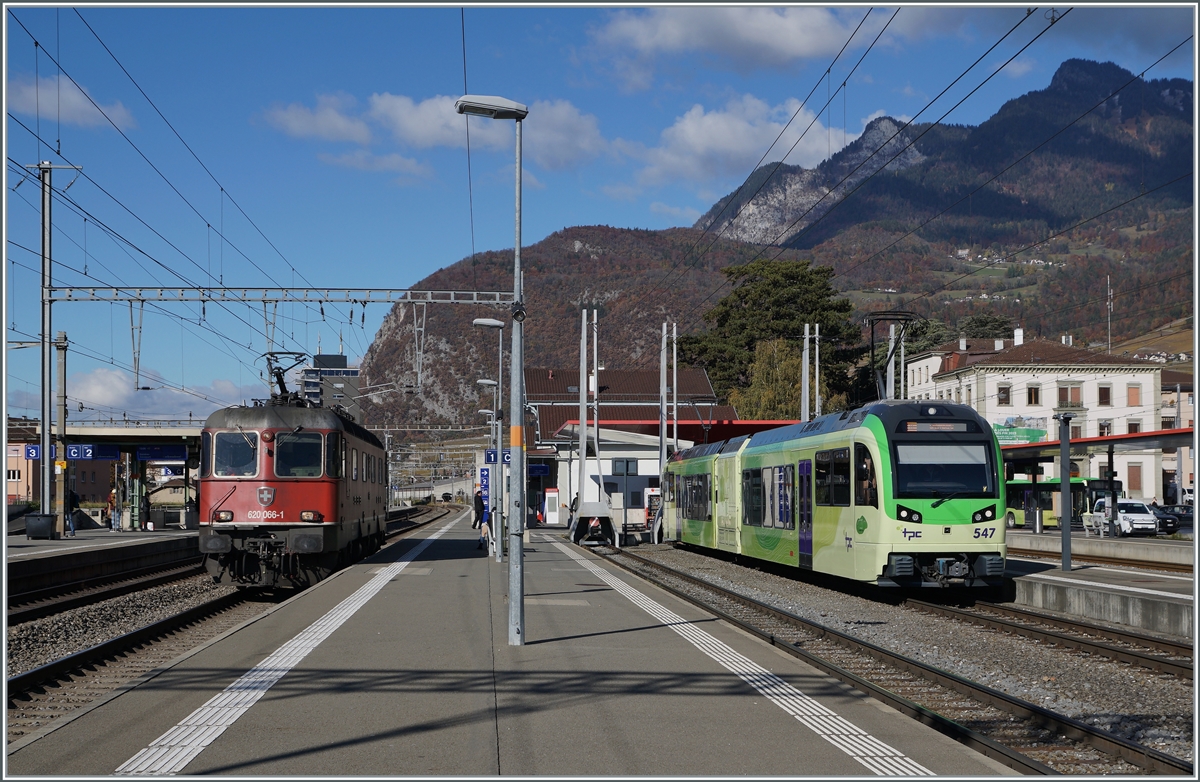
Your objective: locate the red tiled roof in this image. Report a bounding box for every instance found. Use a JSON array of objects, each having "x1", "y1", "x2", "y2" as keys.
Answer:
[
  {"x1": 934, "y1": 338, "x2": 1151, "y2": 377},
  {"x1": 525, "y1": 367, "x2": 718, "y2": 402}
]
